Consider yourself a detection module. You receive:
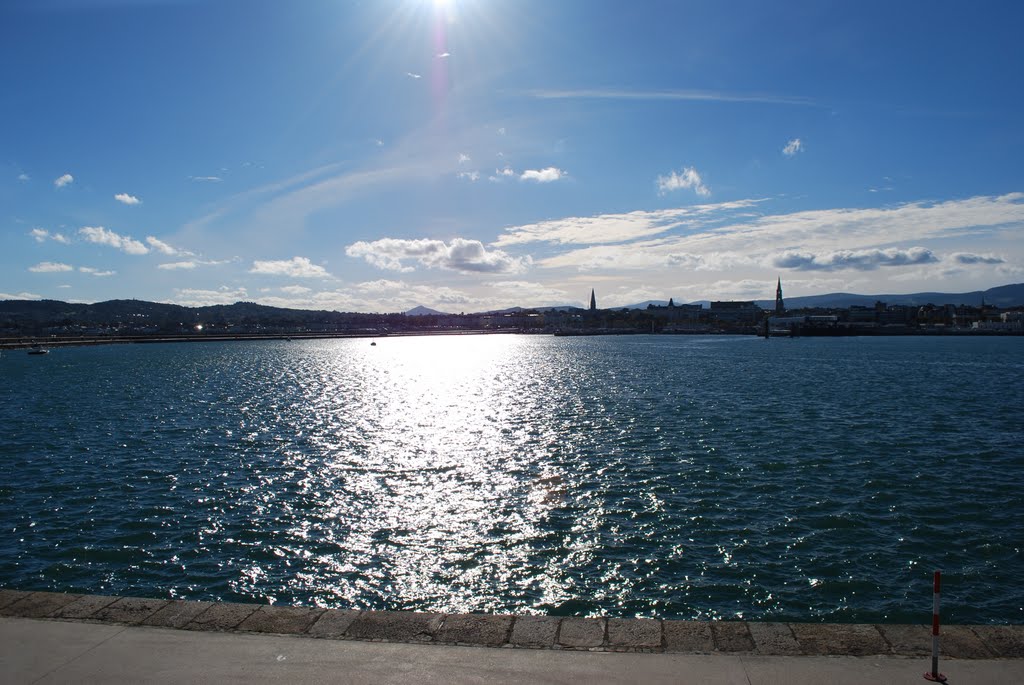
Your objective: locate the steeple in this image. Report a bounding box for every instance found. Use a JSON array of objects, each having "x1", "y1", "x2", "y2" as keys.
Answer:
[
  {"x1": 589, "y1": 288, "x2": 597, "y2": 311},
  {"x1": 775, "y1": 277, "x2": 785, "y2": 316}
]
